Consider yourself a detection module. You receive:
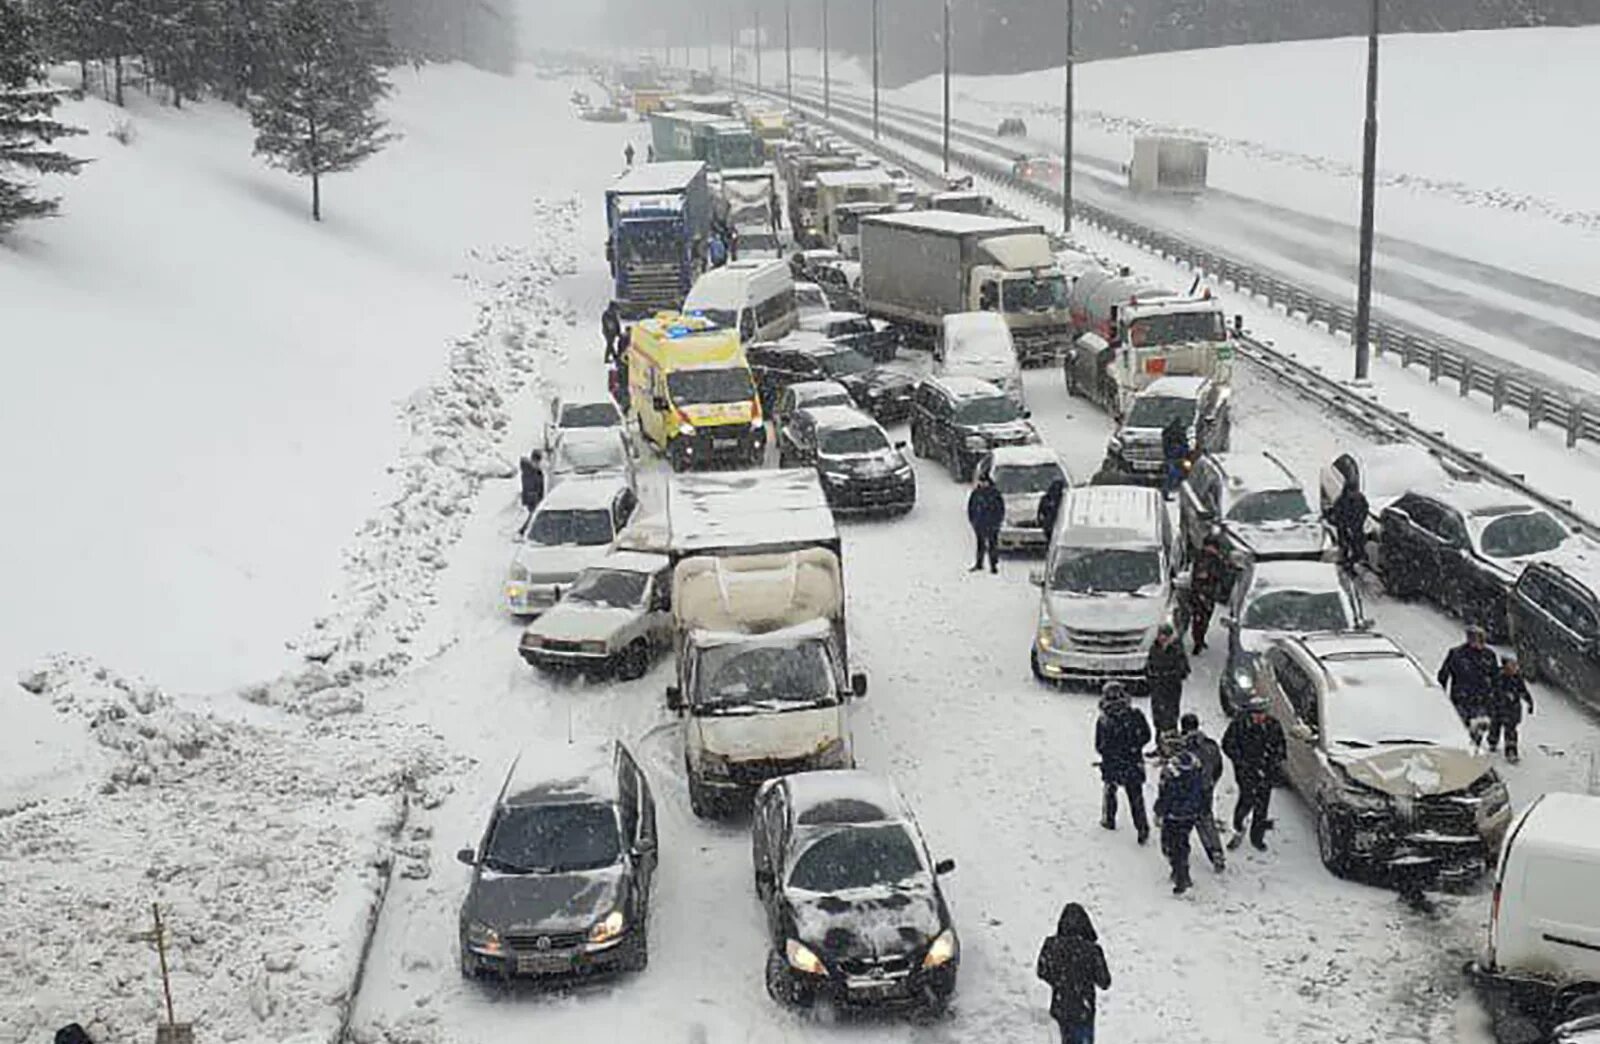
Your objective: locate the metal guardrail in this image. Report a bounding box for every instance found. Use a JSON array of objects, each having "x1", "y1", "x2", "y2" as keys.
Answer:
[
  {"x1": 776, "y1": 84, "x2": 1600, "y2": 454},
  {"x1": 751, "y1": 83, "x2": 1600, "y2": 537}
]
